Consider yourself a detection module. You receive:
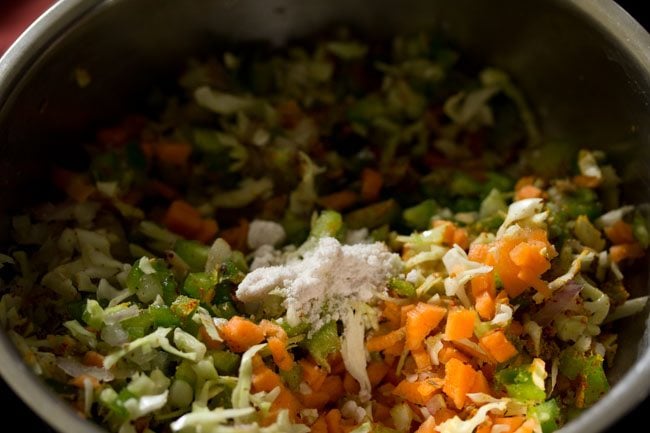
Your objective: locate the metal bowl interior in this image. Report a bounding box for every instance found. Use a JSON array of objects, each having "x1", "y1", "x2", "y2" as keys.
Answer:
[{"x1": 1, "y1": 1, "x2": 649, "y2": 432}]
